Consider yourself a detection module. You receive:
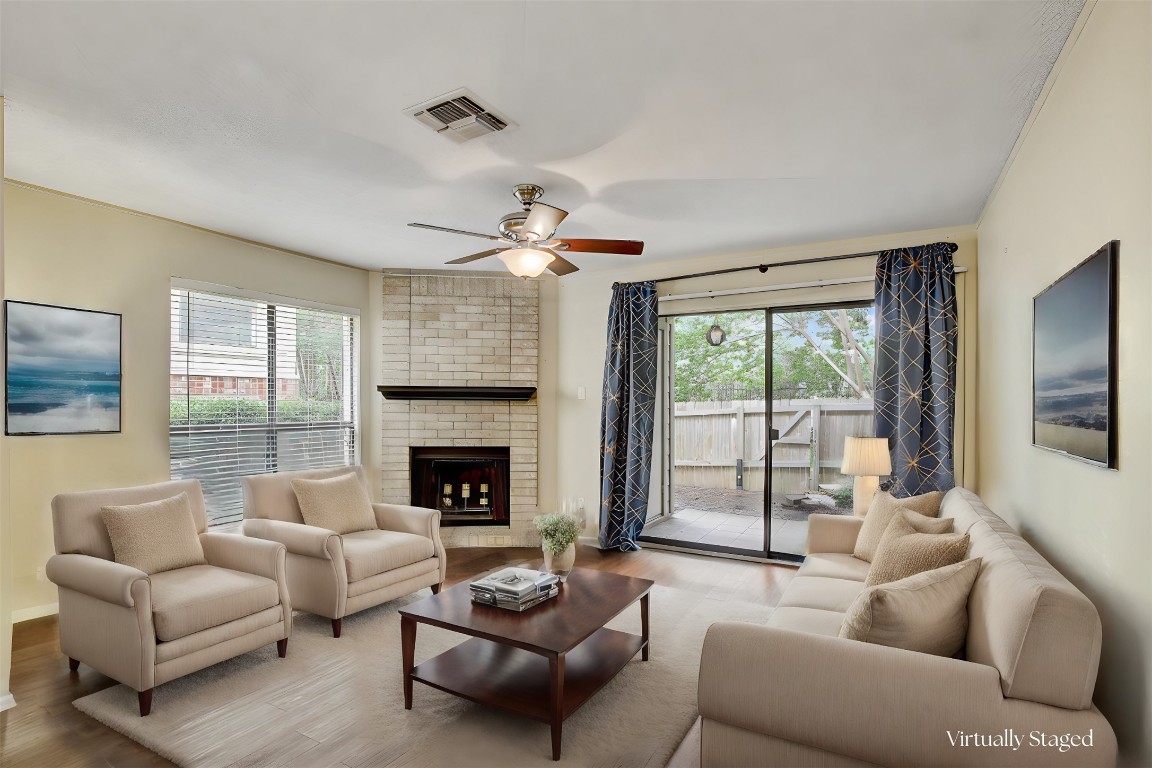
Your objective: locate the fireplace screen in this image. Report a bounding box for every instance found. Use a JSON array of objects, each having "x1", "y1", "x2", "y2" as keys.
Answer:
[{"x1": 410, "y1": 446, "x2": 510, "y2": 527}]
